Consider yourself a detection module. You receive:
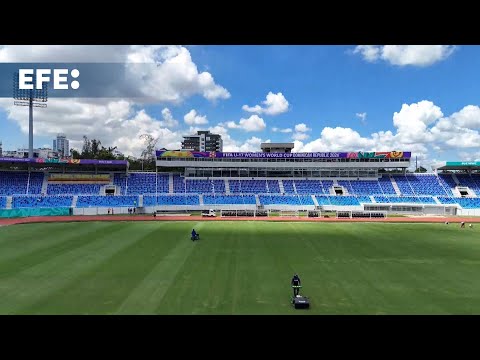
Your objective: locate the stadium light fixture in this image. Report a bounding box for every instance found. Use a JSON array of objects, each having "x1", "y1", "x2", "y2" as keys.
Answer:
[{"x1": 13, "y1": 72, "x2": 48, "y2": 159}]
